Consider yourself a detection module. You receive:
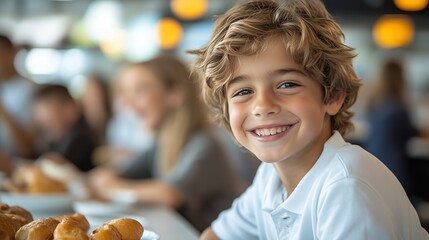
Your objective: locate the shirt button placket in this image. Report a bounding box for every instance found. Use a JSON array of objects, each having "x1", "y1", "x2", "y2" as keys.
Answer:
[{"x1": 275, "y1": 214, "x2": 291, "y2": 238}]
